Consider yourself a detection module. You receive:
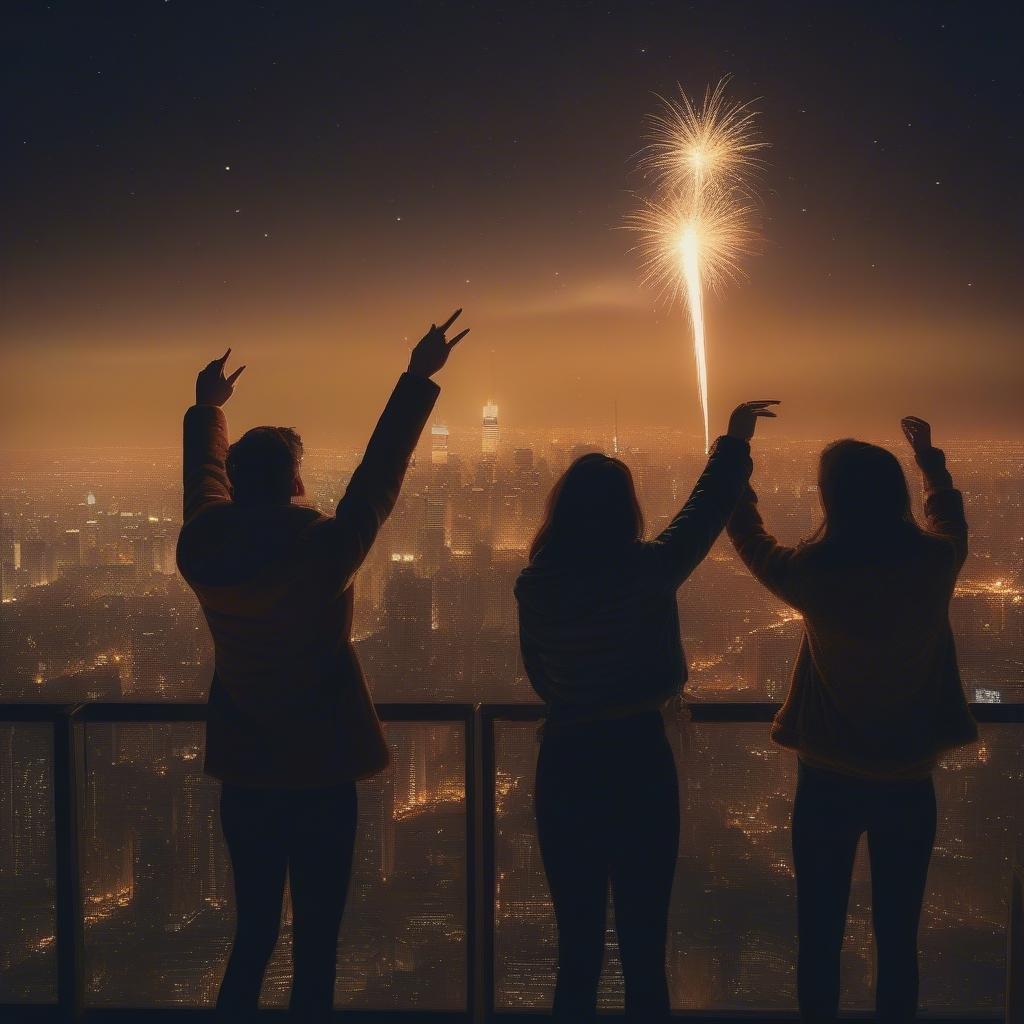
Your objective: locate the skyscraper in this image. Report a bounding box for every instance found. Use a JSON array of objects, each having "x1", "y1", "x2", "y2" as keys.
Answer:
[
  {"x1": 21, "y1": 539, "x2": 48, "y2": 588},
  {"x1": 419, "y1": 495, "x2": 447, "y2": 572},
  {"x1": 56, "y1": 529, "x2": 83, "y2": 574},
  {"x1": 431, "y1": 424, "x2": 450, "y2": 467},
  {"x1": 482, "y1": 402, "x2": 499, "y2": 462}
]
